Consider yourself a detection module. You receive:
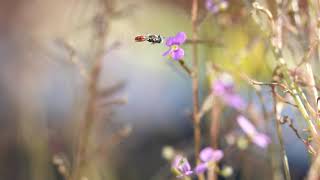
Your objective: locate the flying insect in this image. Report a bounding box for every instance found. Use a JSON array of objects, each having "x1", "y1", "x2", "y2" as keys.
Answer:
[{"x1": 134, "y1": 34, "x2": 164, "y2": 44}]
